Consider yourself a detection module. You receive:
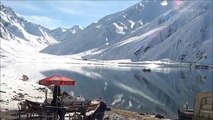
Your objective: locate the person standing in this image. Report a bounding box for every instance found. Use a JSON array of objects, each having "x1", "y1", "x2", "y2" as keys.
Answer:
[
  {"x1": 51, "y1": 85, "x2": 65, "y2": 120},
  {"x1": 91, "y1": 101, "x2": 107, "y2": 120}
]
